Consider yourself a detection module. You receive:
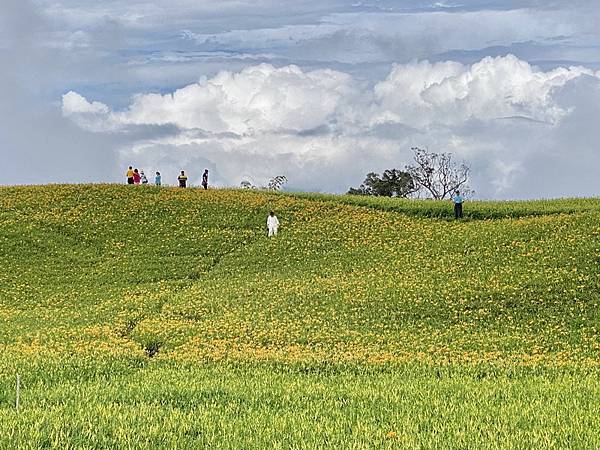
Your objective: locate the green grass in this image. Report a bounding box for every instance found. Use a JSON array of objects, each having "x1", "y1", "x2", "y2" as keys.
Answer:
[
  {"x1": 1, "y1": 184, "x2": 599, "y2": 448},
  {"x1": 2, "y1": 362, "x2": 600, "y2": 449},
  {"x1": 285, "y1": 190, "x2": 600, "y2": 219}
]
